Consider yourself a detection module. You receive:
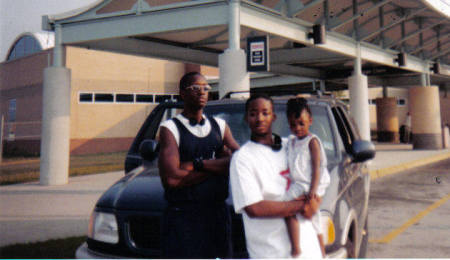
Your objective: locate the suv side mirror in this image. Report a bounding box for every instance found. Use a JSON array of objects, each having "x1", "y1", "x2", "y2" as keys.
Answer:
[
  {"x1": 352, "y1": 140, "x2": 376, "y2": 162},
  {"x1": 139, "y1": 139, "x2": 159, "y2": 162}
]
